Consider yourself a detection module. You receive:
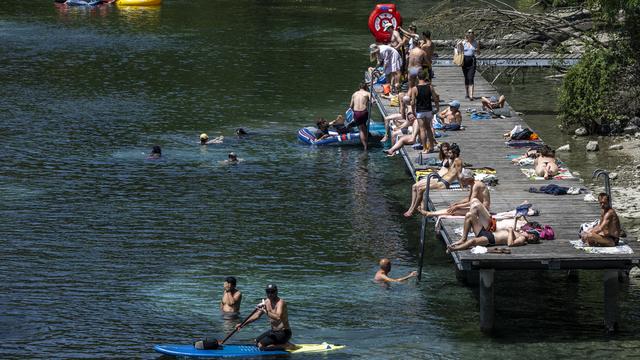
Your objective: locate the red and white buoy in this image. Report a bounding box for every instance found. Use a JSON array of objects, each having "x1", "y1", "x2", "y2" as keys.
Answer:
[{"x1": 367, "y1": 4, "x2": 403, "y2": 43}]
